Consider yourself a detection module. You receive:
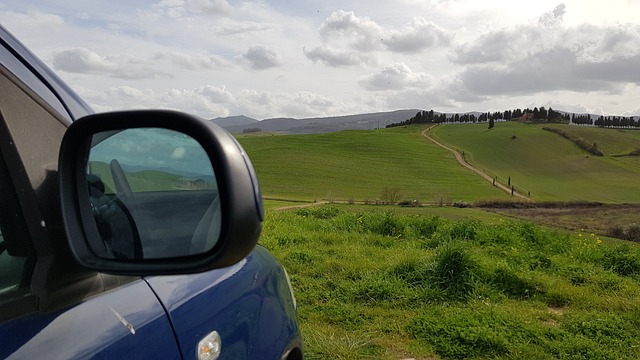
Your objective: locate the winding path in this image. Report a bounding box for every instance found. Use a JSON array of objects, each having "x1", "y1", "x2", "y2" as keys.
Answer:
[{"x1": 421, "y1": 126, "x2": 528, "y2": 200}]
